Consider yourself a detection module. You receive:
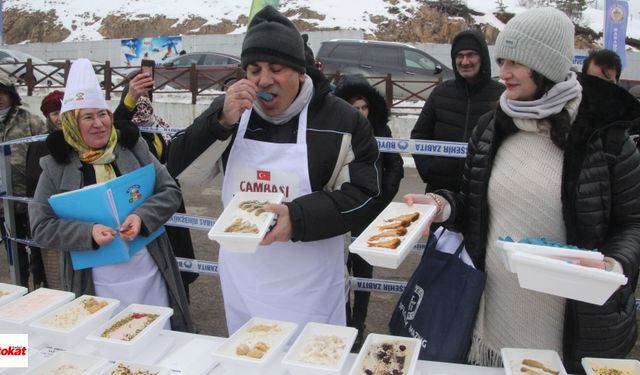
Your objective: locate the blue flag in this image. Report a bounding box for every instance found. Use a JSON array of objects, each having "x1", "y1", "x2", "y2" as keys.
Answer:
[{"x1": 604, "y1": 0, "x2": 629, "y2": 67}]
